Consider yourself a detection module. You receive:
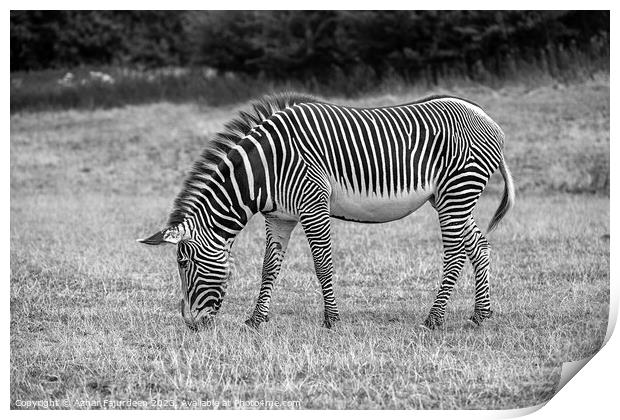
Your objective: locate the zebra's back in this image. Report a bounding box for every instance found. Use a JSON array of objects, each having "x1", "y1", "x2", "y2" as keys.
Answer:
[{"x1": 273, "y1": 97, "x2": 503, "y2": 223}]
